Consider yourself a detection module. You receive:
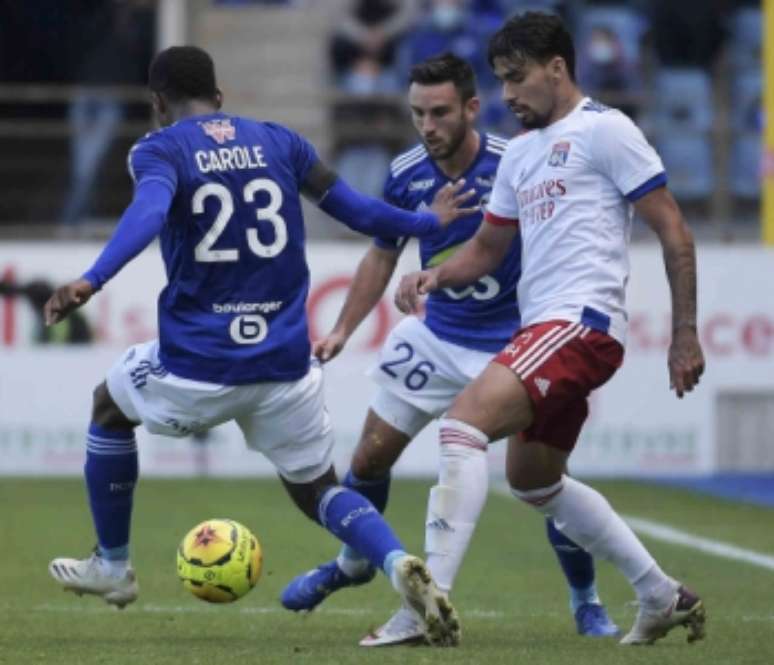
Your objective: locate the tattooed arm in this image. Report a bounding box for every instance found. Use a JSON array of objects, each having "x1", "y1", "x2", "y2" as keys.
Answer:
[{"x1": 634, "y1": 187, "x2": 705, "y2": 398}]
